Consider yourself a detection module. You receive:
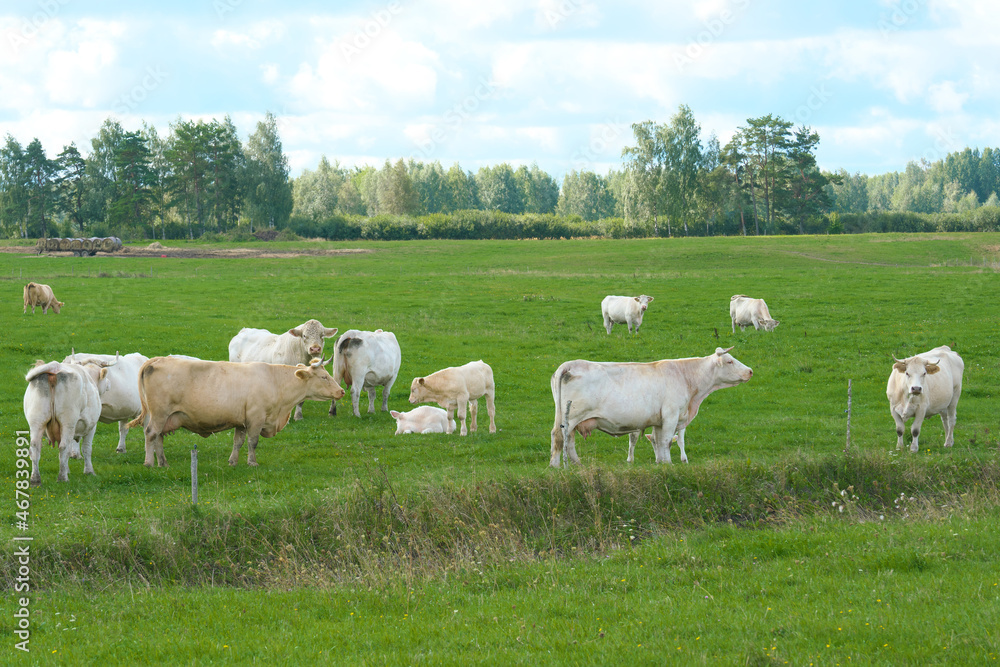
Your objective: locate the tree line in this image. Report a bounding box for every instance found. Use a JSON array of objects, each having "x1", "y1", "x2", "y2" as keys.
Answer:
[
  {"x1": 2, "y1": 106, "x2": 1000, "y2": 240},
  {"x1": 0, "y1": 113, "x2": 291, "y2": 240}
]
